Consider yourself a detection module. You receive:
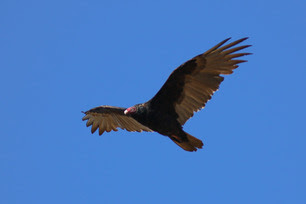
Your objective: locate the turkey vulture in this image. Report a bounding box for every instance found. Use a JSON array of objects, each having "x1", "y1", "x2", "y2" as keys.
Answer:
[{"x1": 82, "y1": 38, "x2": 251, "y2": 152}]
